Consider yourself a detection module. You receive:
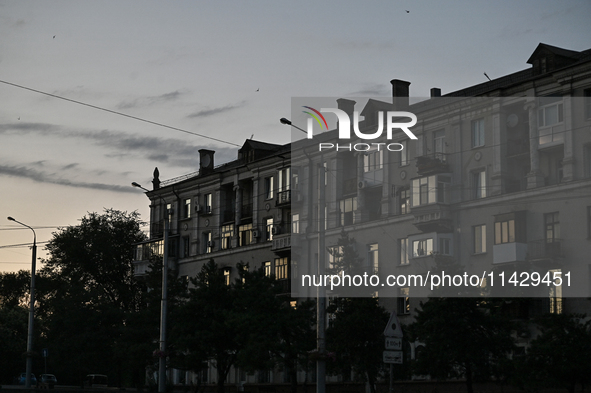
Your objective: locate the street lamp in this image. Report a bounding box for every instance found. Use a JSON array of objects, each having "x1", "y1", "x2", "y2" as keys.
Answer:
[
  {"x1": 7, "y1": 216, "x2": 37, "y2": 389},
  {"x1": 132, "y1": 182, "x2": 169, "y2": 393},
  {"x1": 280, "y1": 119, "x2": 326, "y2": 393}
]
